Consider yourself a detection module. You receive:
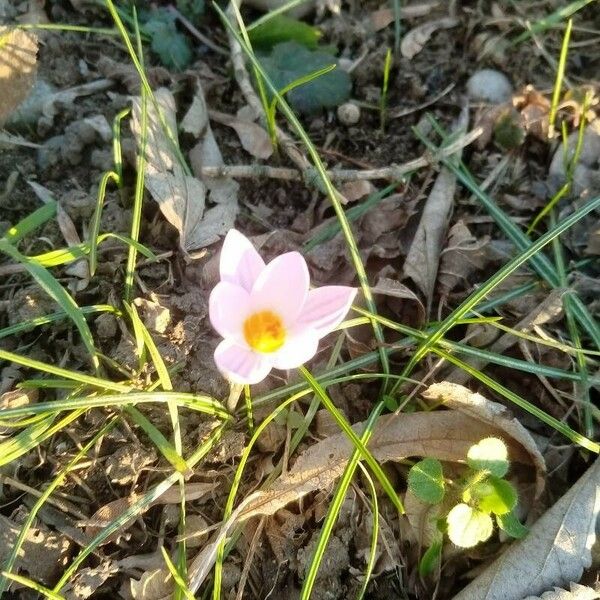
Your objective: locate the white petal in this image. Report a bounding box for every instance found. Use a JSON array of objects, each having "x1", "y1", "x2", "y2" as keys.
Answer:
[
  {"x1": 214, "y1": 339, "x2": 273, "y2": 385},
  {"x1": 272, "y1": 328, "x2": 319, "y2": 370},
  {"x1": 297, "y1": 286, "x2": 357, "y2": 337},
  {"x1": 220, "y1": 229, "x2": 266, "y2": 292},
  {"x1": 208, "y1": 281, "x2": 251, "y2": 340},
  {"x1": 250, "y1": 252, "x2": 309, "y2": 324}
]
